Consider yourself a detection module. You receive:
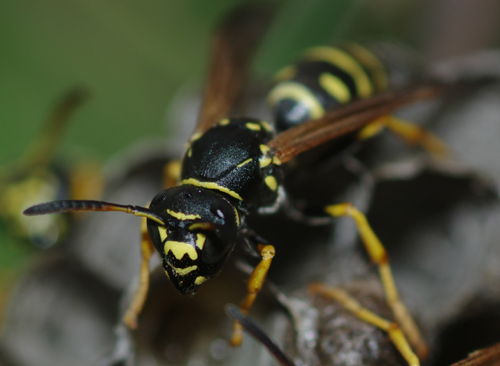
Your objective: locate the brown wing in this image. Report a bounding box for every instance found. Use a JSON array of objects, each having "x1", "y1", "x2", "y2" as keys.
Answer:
[
  {"x1": 196, "y1": 4, "x2": 274, "y2": 133},
  {"x1": 450, "y1": 342, "x2": 500, "y2": 366},
  {"x1": 268, "y1": 84, "x2": 444, "y2": 164}
]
